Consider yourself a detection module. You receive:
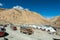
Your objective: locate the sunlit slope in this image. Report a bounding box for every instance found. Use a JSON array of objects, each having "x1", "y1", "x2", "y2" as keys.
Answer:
[{"x1": 0, "y1": 8, "x2": 49, "y2": 25}]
